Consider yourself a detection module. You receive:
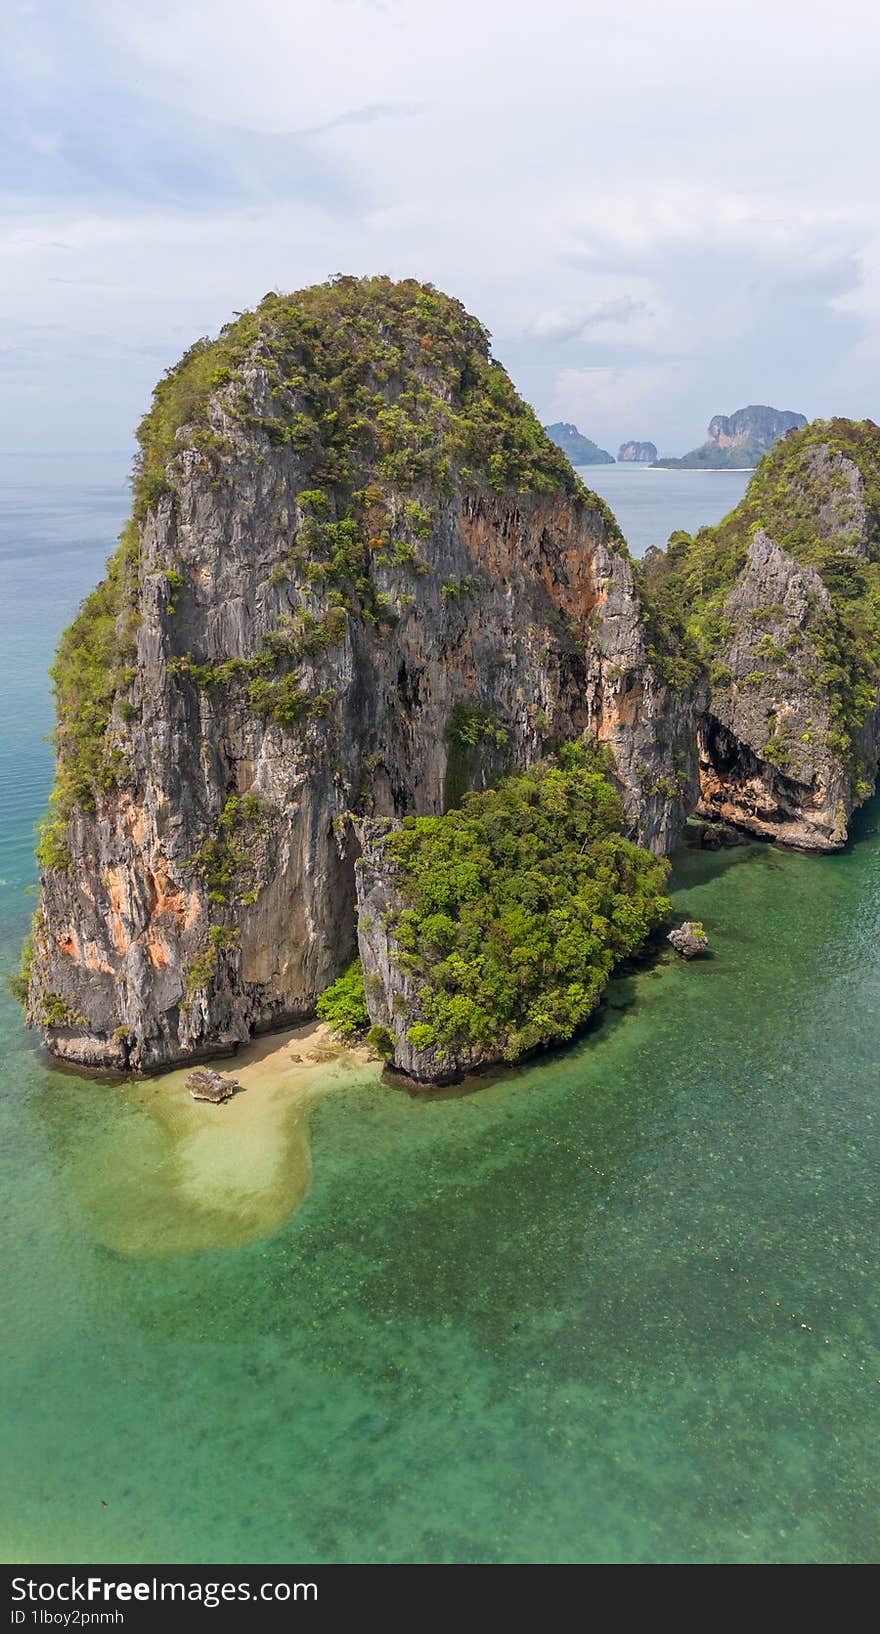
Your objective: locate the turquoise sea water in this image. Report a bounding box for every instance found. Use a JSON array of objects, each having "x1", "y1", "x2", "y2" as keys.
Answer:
[{"x1": 1, "y1": 456, "x2": 877, "y2": 1565}]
